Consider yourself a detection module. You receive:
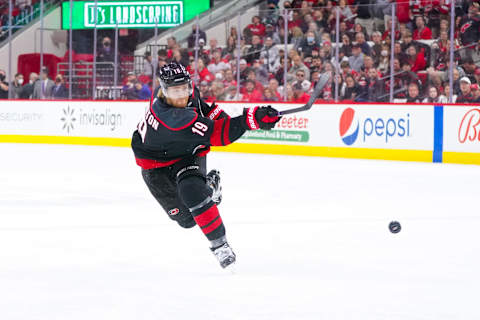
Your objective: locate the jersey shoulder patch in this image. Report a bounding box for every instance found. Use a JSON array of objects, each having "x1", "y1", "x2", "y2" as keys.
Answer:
[{"x1": 151, "y1": 103, "x2": 198, "y2": 131}]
